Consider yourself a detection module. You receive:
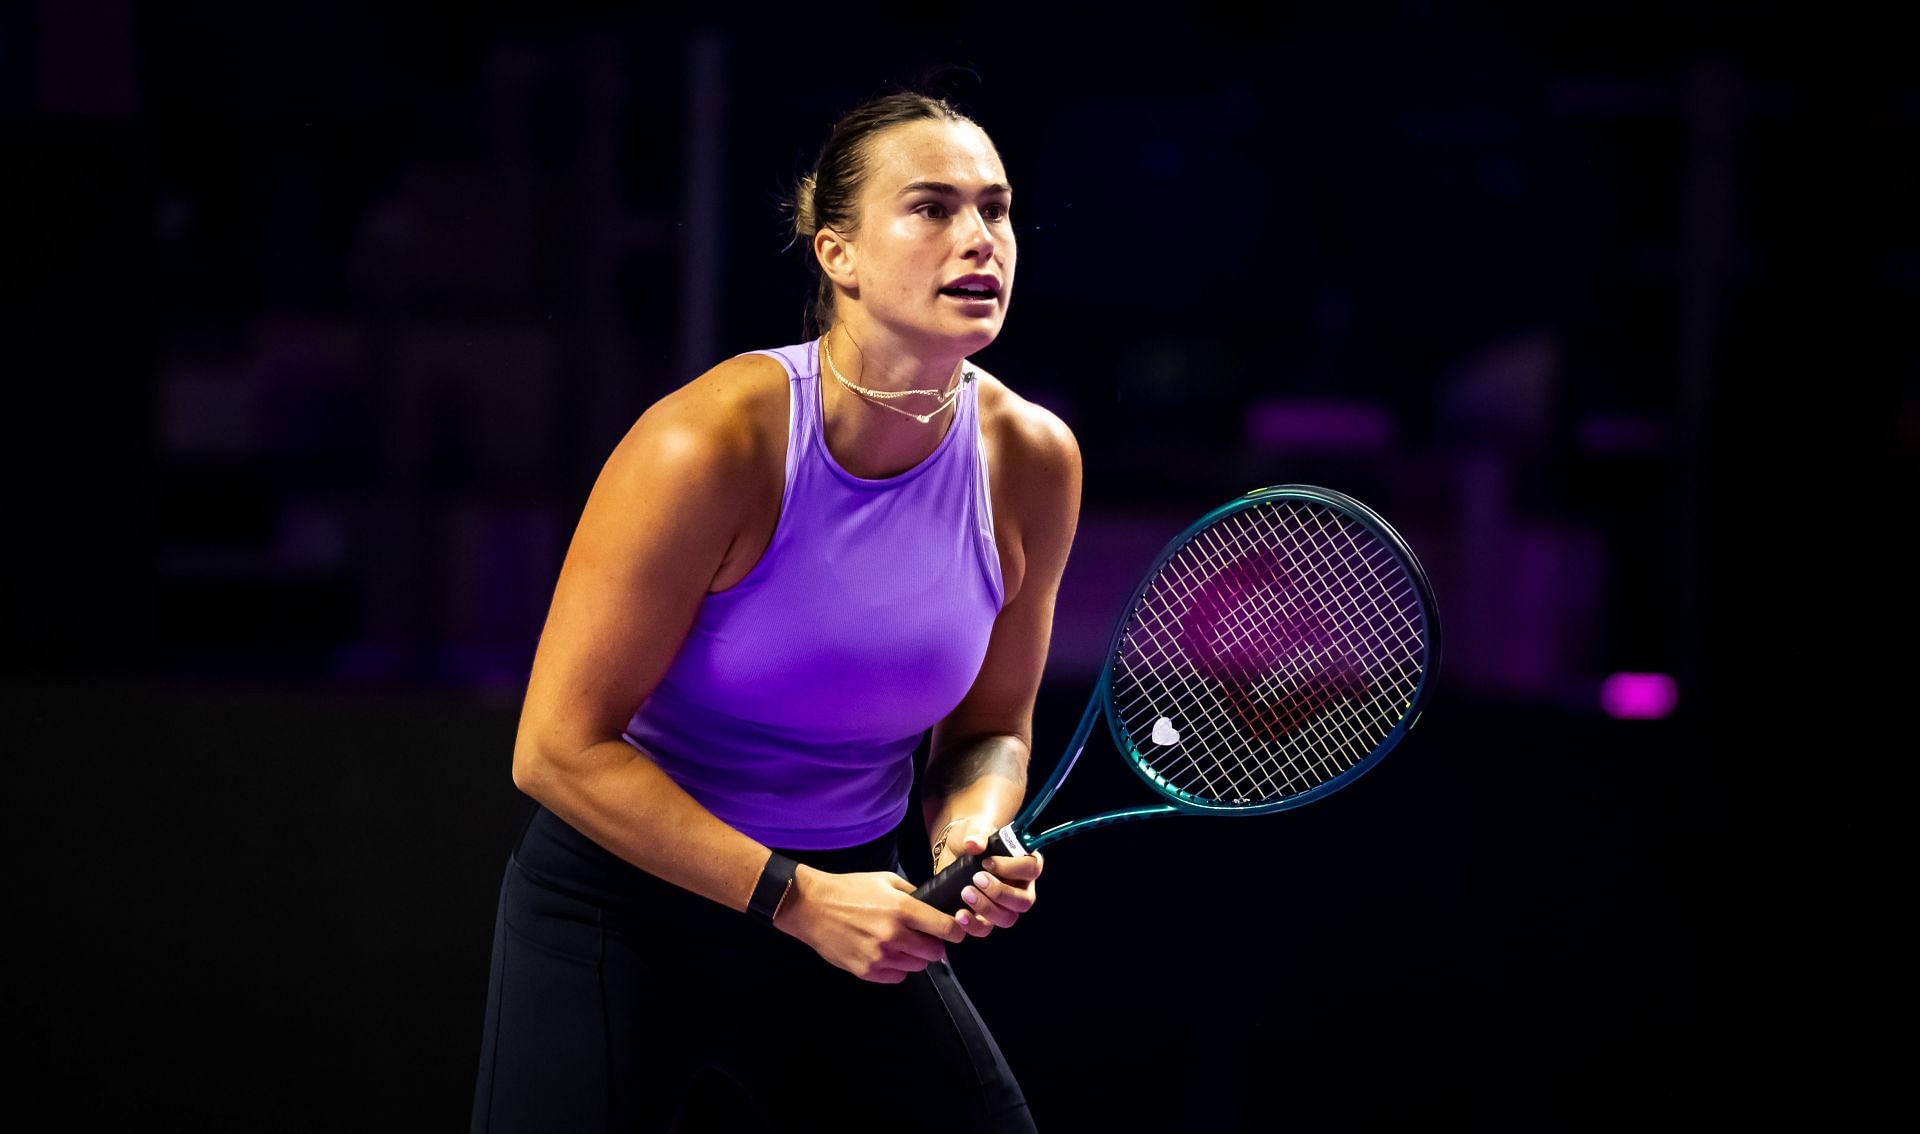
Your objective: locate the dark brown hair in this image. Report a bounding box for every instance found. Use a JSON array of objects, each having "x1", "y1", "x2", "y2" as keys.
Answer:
[{"x1": 786, "y1": 91, "x2": 980, "y2": 339}]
